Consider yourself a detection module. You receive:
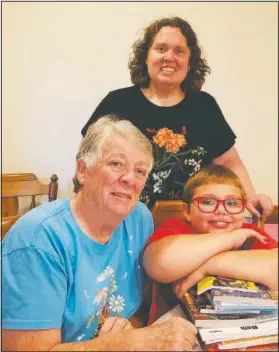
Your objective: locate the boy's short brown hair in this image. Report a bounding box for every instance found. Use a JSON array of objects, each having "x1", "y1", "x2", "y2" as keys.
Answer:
[{"x1": 182, "y1": 164, "x2": 246, "y2": 205}]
